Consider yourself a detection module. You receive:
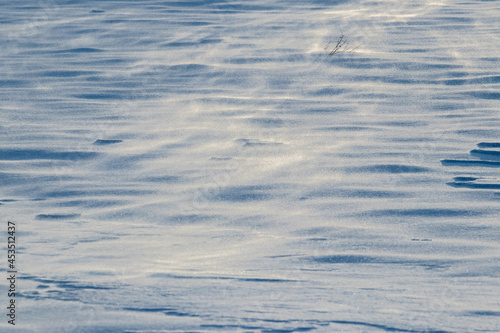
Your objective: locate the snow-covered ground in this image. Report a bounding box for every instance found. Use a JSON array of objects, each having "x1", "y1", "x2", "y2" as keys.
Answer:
[{"x1": 1, "y1": 0, "x2": 499, "y2": 332}]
